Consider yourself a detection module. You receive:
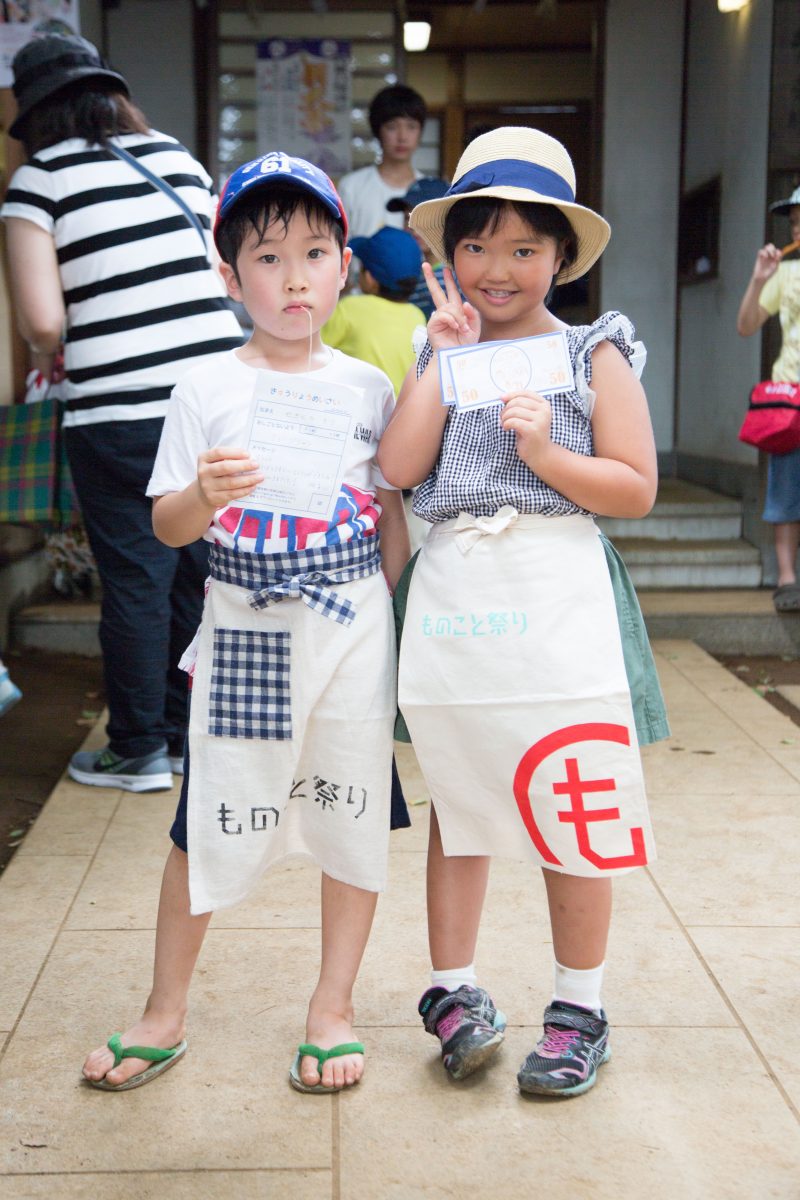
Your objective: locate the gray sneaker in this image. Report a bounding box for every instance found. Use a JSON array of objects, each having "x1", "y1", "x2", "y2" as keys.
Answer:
[
  {"x1": 517, "y1": 1001, "x2": 611, "y2": 1098},
  {"x1": 68, "y1": 746, "x2": 173, "y2": 792},
  {"x1": 419, "y1": 985, "x2": 507, "y2": 1081}
]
